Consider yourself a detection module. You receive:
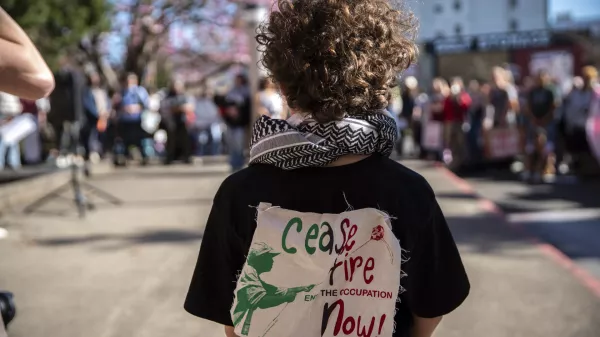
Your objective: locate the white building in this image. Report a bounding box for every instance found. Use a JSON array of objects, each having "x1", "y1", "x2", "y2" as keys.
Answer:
[{"x1": 409, "y1": 0, "x2": 549, "y2": 42}]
